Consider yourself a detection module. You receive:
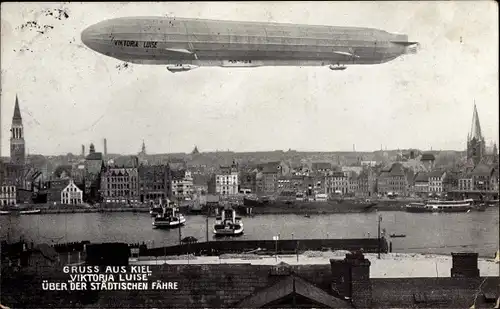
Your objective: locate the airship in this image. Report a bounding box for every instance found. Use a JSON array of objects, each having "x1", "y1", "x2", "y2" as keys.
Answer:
[{"x1": 81, "y1": 17, "x2": 419, "y2": 73}]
